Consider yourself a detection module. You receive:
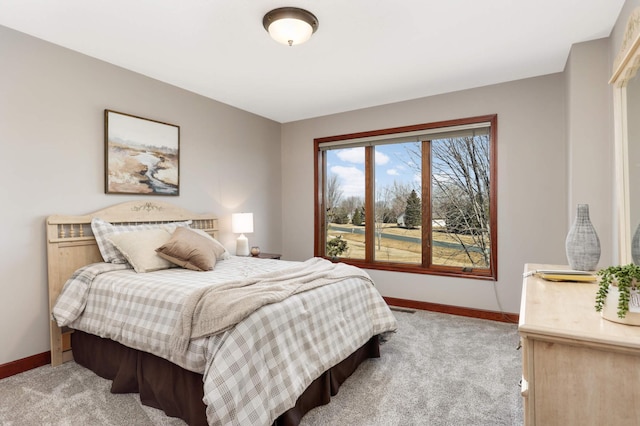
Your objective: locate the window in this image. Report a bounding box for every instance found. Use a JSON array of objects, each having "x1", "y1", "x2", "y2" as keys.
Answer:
[{"x1": 314, "y1": 115, "x2": 497, "y2": 280}]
